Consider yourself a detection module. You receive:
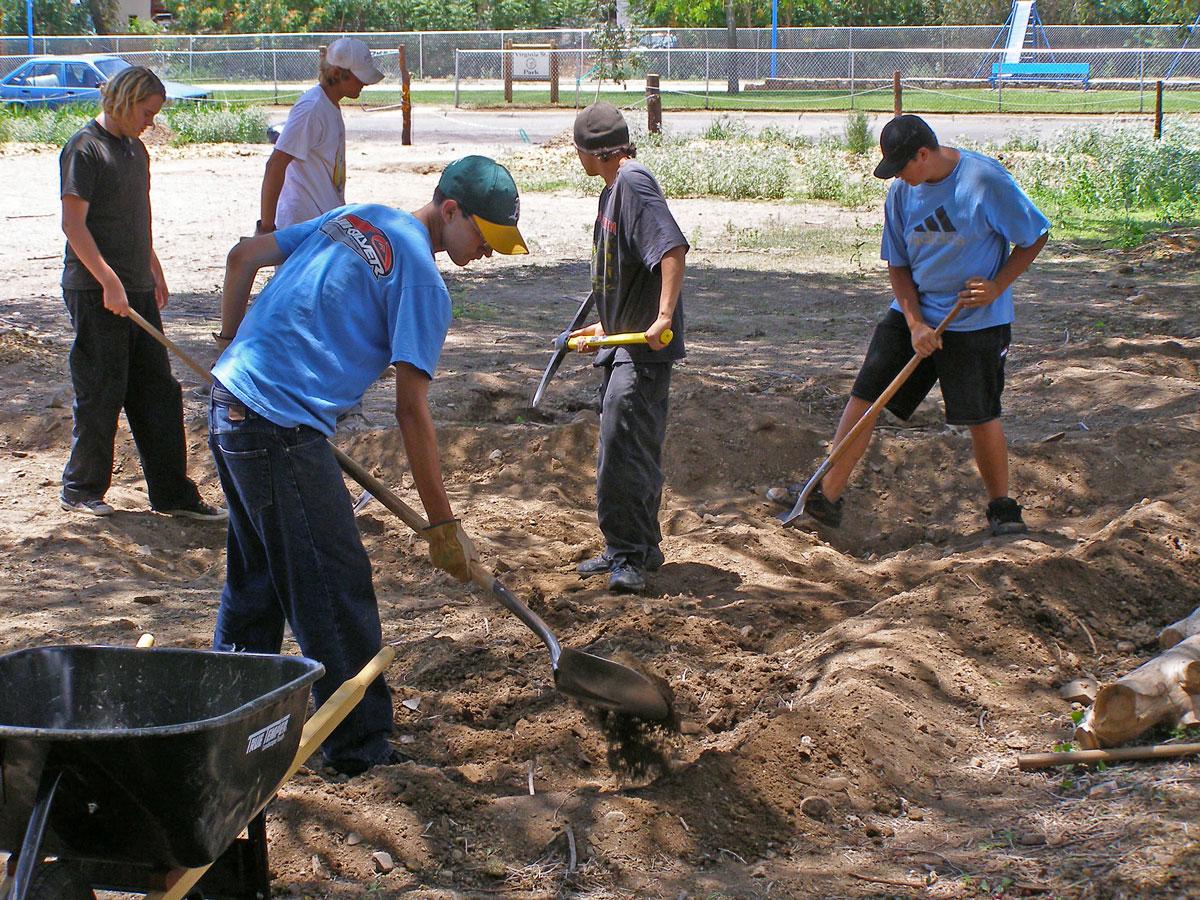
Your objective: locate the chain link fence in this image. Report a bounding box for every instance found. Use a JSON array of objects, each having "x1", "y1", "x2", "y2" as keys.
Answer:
[{"x1": 3, "y1": 26, "x2": 1199, "y2": 113}]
